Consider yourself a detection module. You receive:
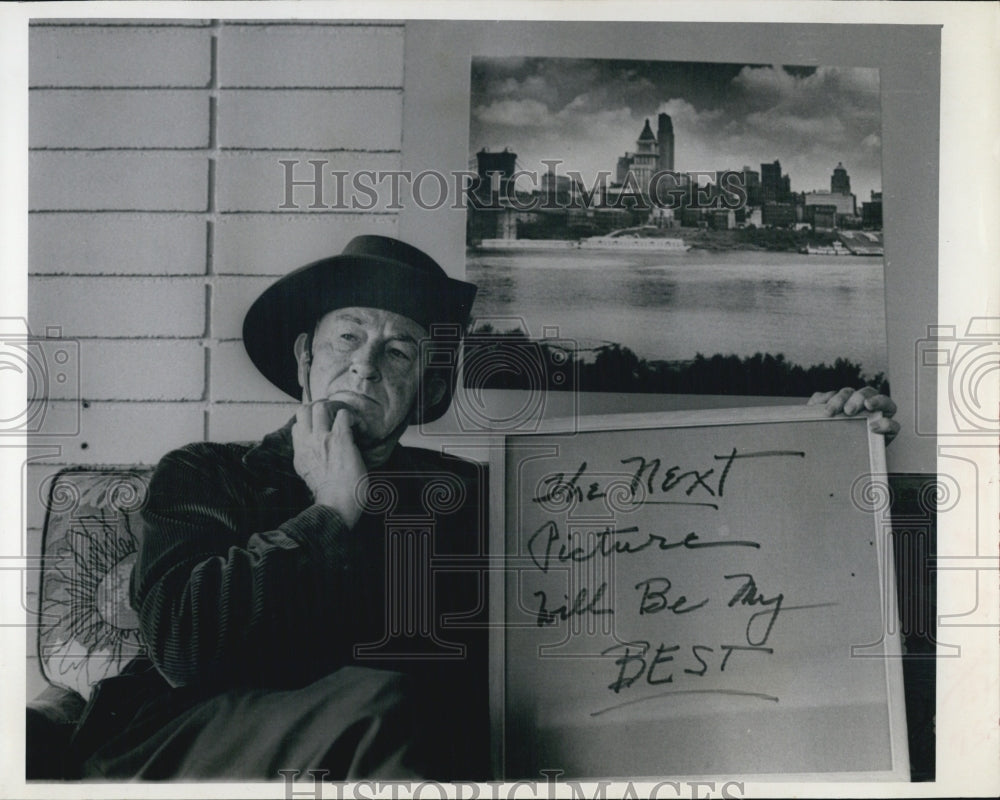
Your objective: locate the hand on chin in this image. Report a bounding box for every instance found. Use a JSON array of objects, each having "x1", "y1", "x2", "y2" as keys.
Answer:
[{"x1": 322, "y1": 396, "x2": 380, "y2": 448}]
